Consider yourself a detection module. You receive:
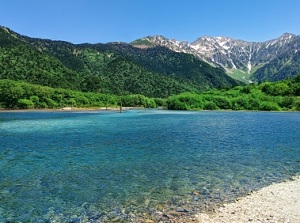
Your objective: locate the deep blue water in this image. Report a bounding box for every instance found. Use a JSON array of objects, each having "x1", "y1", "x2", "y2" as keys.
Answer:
[{"x1": 0, "y1": 110, "x2": 300, "y2": 222}]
